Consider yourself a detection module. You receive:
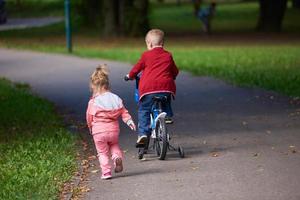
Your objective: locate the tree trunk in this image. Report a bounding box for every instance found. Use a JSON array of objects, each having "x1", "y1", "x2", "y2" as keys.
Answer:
[
  {"x1": 256, "y1": 0, "x2": 287, "y2": 32},
  {"x1": 293, "y1": 0, "x2": 300, "y2": 8},
  {"x1": 120, "y1": 0, "x2": 149, "y2": 36},
  {"x1": 102, "y1": 0, "x2": 118, "y2": 36},
  {"x1": 77, "y1": 0, "x2": 149, "y2": 37},
  {"x1": 76, "y1": 0, "x2": 102, "y2": 27}
]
